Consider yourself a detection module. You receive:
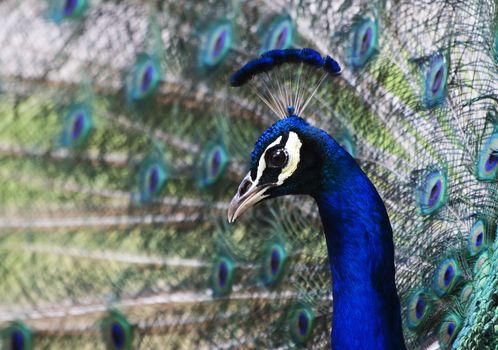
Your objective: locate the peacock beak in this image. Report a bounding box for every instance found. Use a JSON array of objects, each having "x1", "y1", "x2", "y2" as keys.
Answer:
[{"x1": 227, "y1": 172, "x2": 272, "y2": 223}]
